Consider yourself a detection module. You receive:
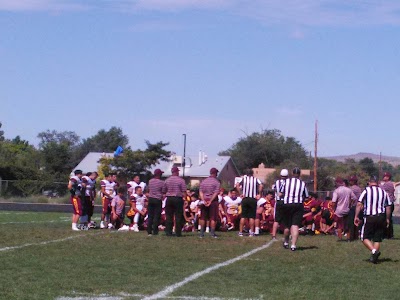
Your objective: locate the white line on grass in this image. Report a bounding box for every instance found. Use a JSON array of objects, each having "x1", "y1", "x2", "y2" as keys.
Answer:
[
  {"x1": 142, "y1": 239, "x2": 276, "y2": 300},
  {"x1": 0, "y1": 231, "x2": 106, "y2": 253},
  {"x1": 0, "y1": 220, "x2": 70, "y2": 225},
  {"x1": 57, "y1": 294, "x2": 260, "y2": 300}
]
